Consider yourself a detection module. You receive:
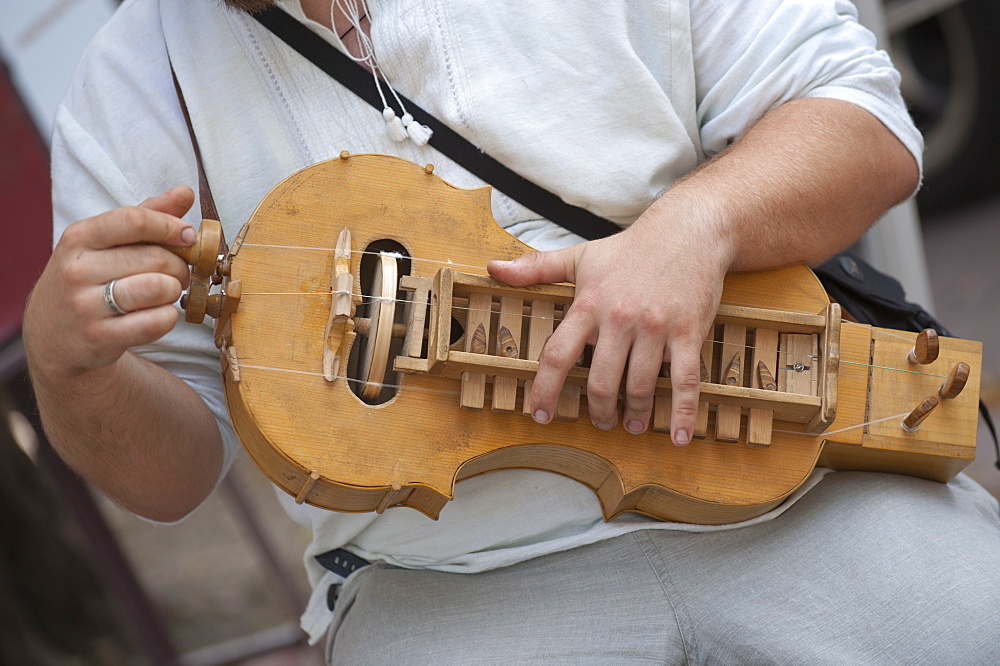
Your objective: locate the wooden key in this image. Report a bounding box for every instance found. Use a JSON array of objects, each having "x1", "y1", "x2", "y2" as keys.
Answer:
[
  {"x1": 460, "y1": 292, "x2": 492, "y2": 410},
  {"x1": 652, "y1": 363, "x2": 671, "y2": 433},
  {"x1": 748, "y1": 328, "x2": 779, "y2": 448},
  {"x1": 523, "y1": 300, "x2": 555, "y2": 416},
  {"x1": 554, "y1": 304, "x2": 582, "y2": 421},
  {"x1": 715, "y1": 324, "x2": 745, "y2": 442},
  {"x1": 400, "y1": 275, "x2": 432, "y2": 359},
  {"x1": 693, "y1": 339, "x2": 714, "y2": 439},
  {"x1": 491, "y1": 297, "x2": 523, "y2": 413},
  {"x1": 747, "y1": 409, "x2": 773, "y2": 448},
  {"x1": 778, "y1": 333, "x2": 817, "y2": 395}
]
